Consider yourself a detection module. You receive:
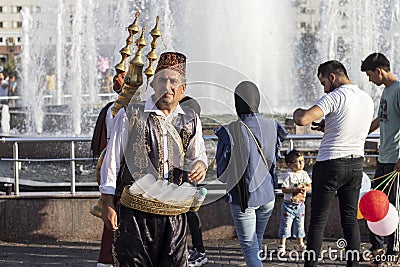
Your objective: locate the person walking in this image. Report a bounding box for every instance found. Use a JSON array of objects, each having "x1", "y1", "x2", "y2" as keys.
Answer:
[
  {"x1": 100, "y1": 52, "x2": 207, "y2": 266},
  {"x1": 90, "y1": 71, "x2": 124, "y2": 267},
  {"x1": 215, "y1": 81, "x2": 287, "y2": 267}
]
